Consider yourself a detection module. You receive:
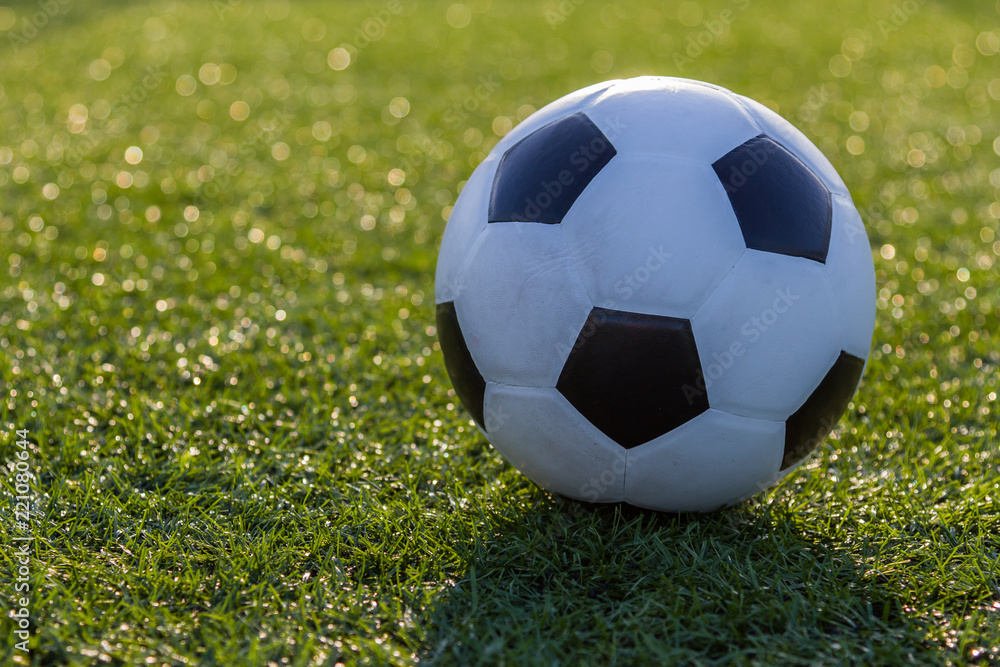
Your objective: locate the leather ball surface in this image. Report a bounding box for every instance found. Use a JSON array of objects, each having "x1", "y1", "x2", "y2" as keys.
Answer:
[{"x1": 435, "y1": 76, "x2": 875, "y2": 512}]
